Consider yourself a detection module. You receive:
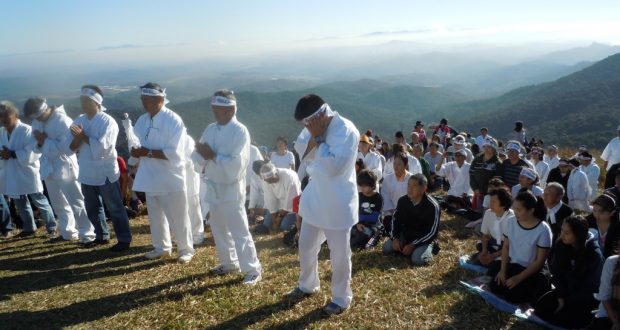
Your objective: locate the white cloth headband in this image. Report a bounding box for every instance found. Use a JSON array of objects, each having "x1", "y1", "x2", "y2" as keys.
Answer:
[
  {"x1": 141, "y1": 87, "x2": 170, "y2": 105},
  {"x1": 81, "y1": 88, "x2": 107, "y2": 111},
  {"x1": 506, "y1": 142, "x2": 521, "y2": 152},
  {"x1": 28, "y1": 101, "x2": 49, "y2": 119},
  {"x1": 260, "y1": 164, "x2": 278, "y2": 180},
  {"x1": 302, "y1": 103, "x2": 335, "y2": 124},
  {"x1": 211, "y1": 95, "x2": 237, "y2": 107},
  {"x1": 520, "y1": 168, "x2": 537, "y2": 181}
]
